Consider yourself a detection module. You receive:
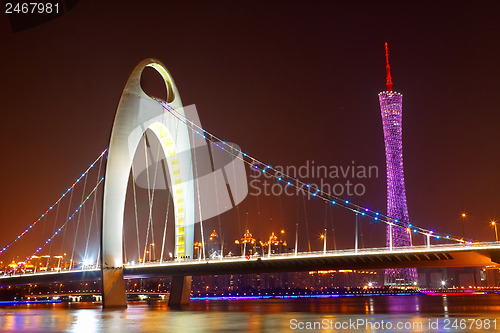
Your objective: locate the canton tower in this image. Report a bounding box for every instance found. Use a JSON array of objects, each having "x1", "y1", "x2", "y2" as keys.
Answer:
[{"x1": 378, "y1": 43, "x2": 417, "y2": 286}]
